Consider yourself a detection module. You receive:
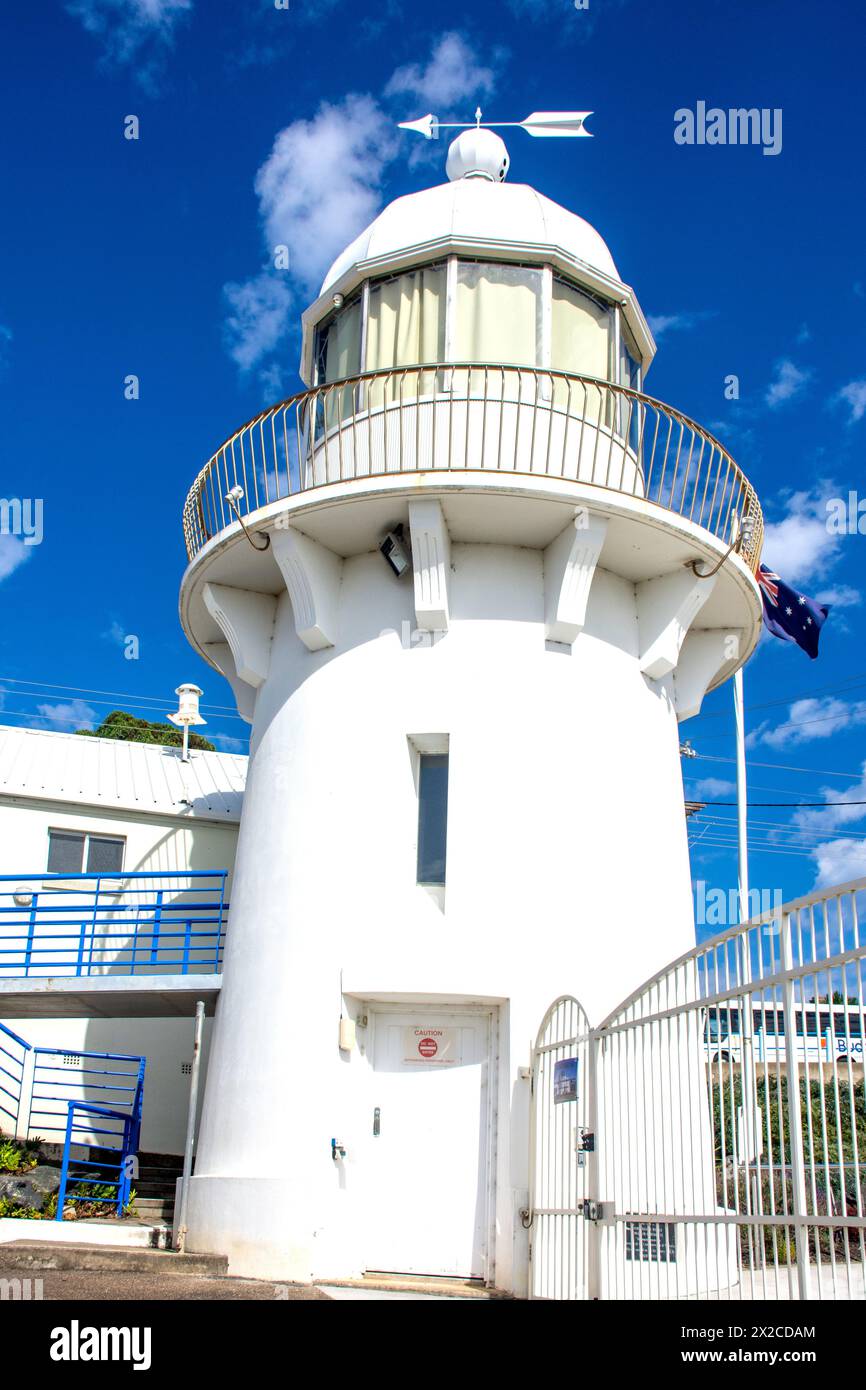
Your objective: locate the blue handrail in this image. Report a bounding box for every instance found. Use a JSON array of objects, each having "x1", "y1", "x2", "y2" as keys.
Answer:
[
  {"x1": 0, "y1": 870, "x2": 228, "y2": 979},
  {"x1": 55, "y1": 1062, "x2": 146, "y2": 1220}
]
